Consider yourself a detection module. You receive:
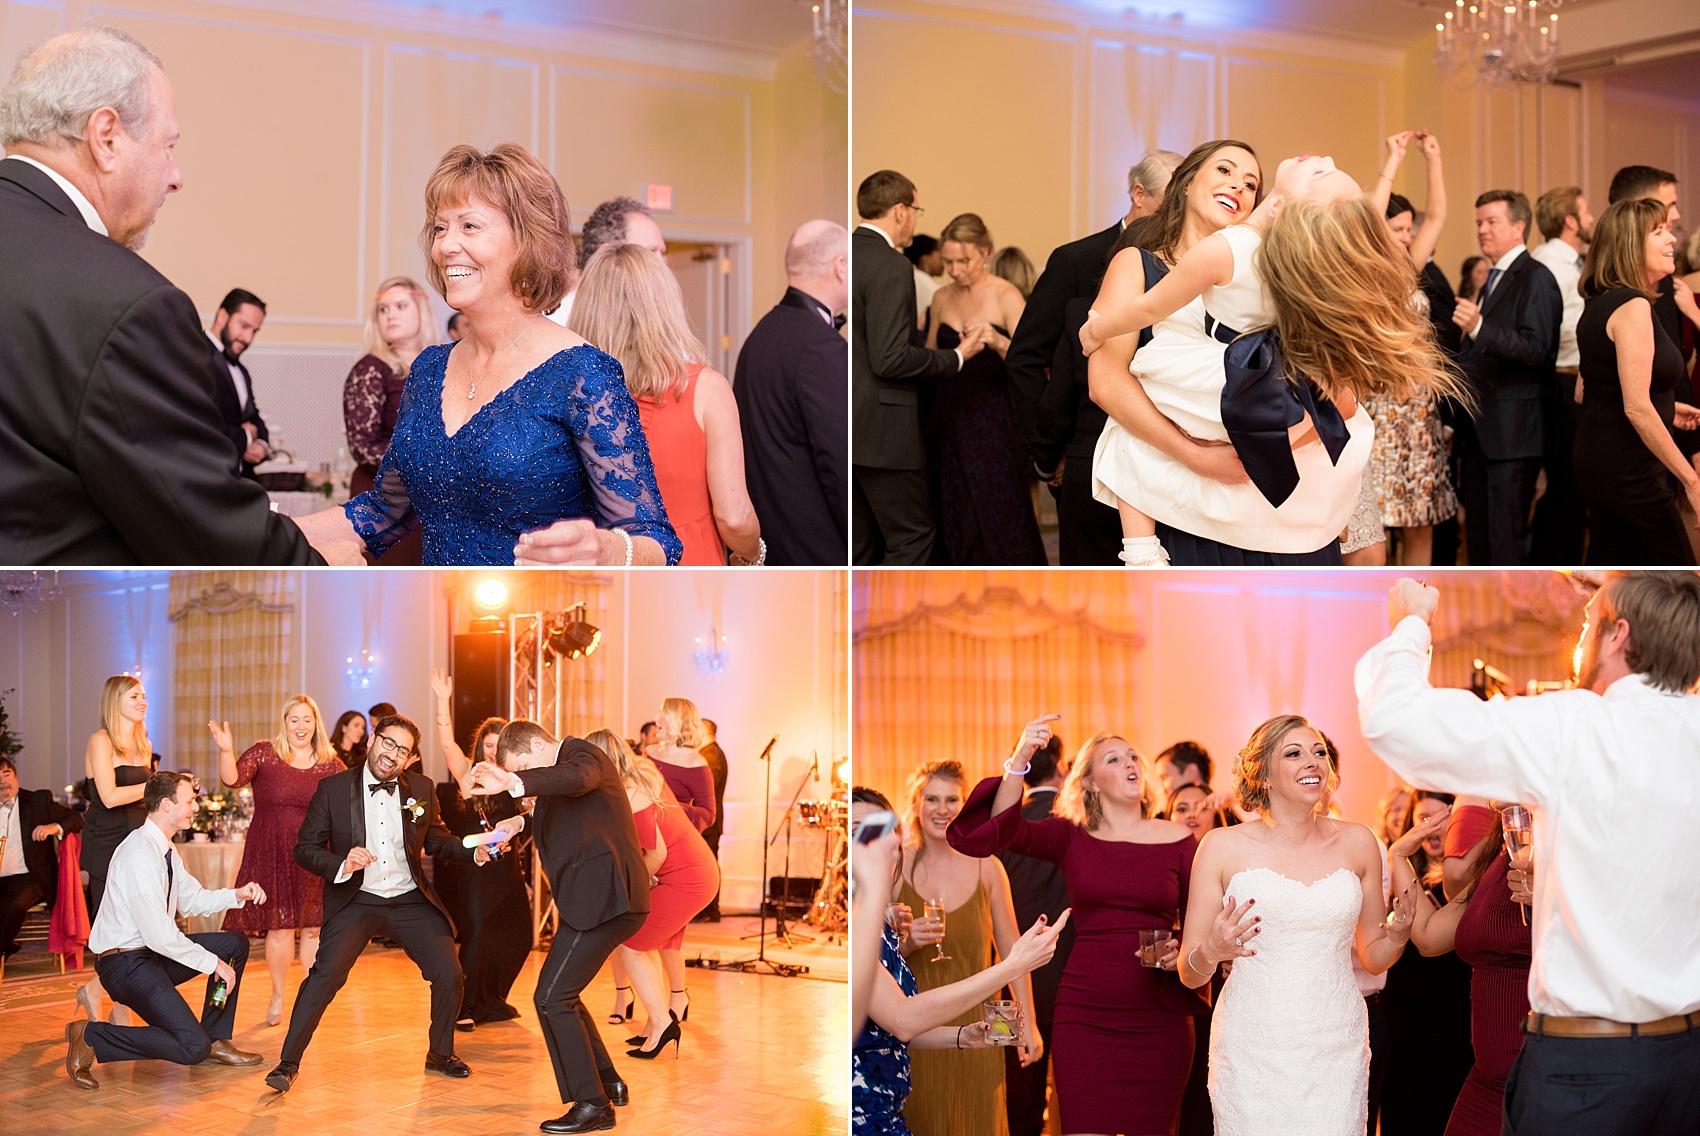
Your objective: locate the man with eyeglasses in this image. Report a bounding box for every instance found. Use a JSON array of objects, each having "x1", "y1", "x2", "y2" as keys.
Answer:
[{"x1": 263, "y1": 715, "x2": 519, "y2": 1093}]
